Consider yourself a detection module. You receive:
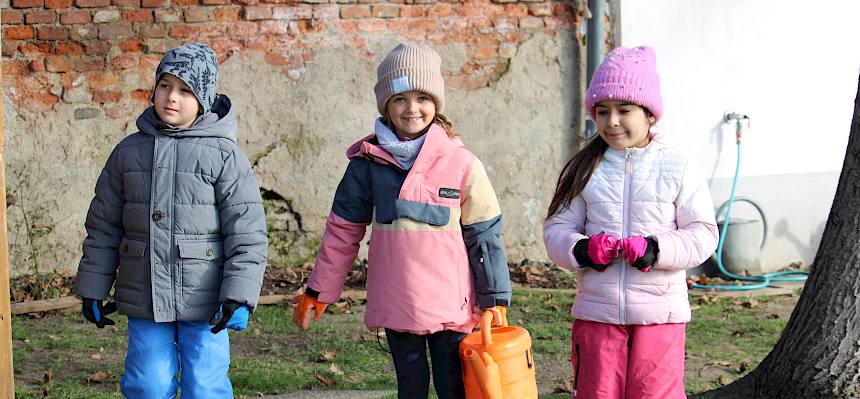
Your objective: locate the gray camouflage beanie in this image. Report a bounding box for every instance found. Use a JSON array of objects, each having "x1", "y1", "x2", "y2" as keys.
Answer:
[{"x1": 152, "y1": 43, "x2": 219, "y2": 114}]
